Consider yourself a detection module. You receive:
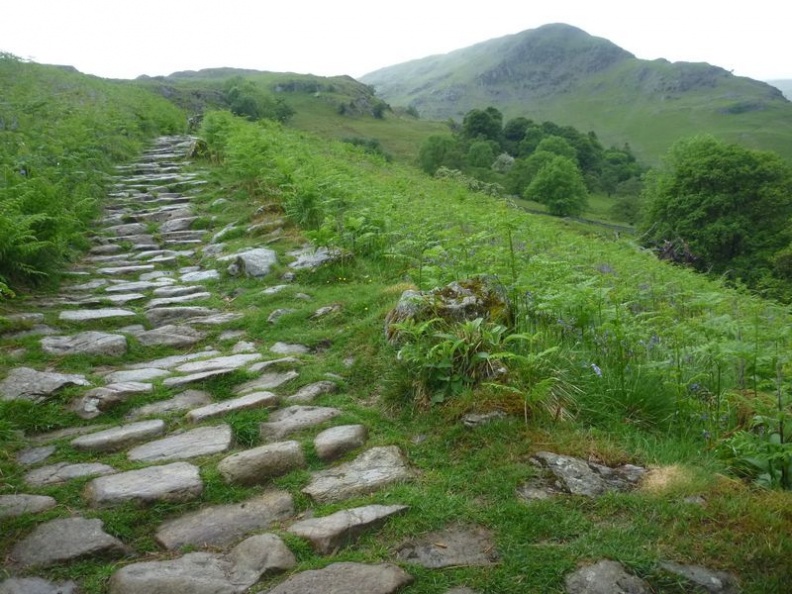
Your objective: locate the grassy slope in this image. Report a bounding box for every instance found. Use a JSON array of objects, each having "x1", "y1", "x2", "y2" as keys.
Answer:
[
  {"x1": 361, "y1": 24, "x2": 792, "y2": 163},
  {"x1": 767, "y1": 79, "x2": 792, "y2": 99}
]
